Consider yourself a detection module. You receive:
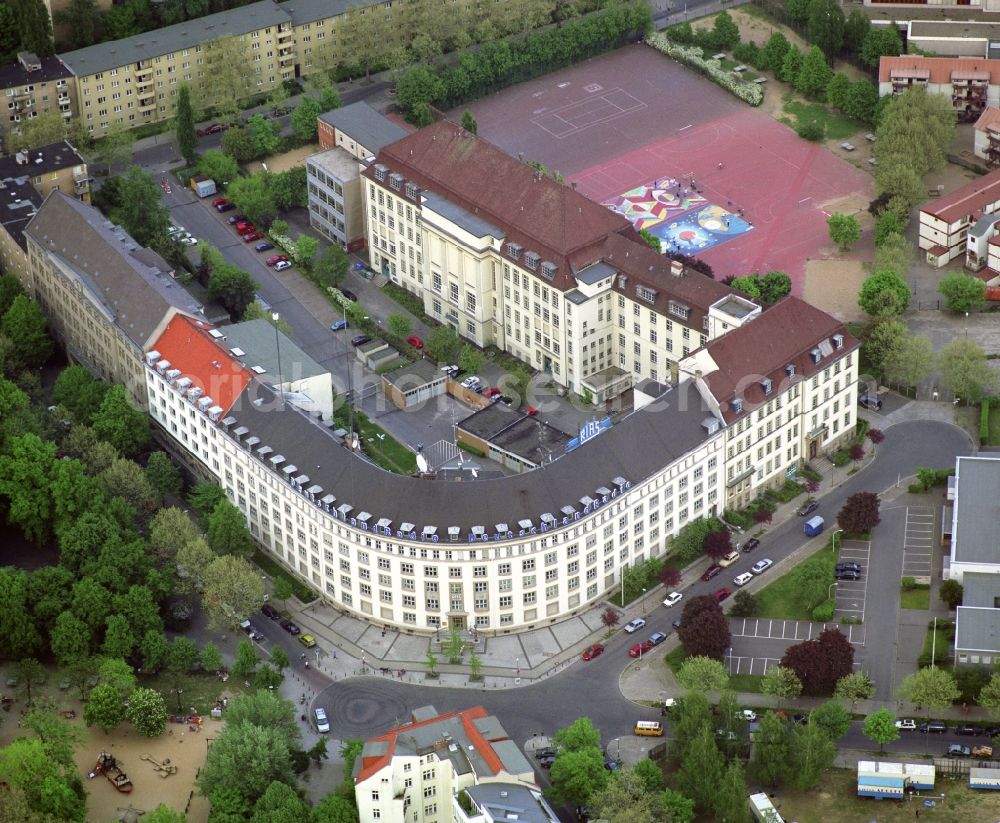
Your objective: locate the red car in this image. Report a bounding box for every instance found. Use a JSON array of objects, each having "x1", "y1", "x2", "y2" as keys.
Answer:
[
  {"x1": 196, "y1": 123, "x2": 225, "y2": 137},
  {"x1": 525, "y1": 406, "x2": 539, "y2": 416},
  {"x1": 266, "y1": 254, "x2": 289, "y2": 267},
  {"x1": 628, "y1": 641, "x2": 653, "y2": 658},
  {"x1": 212, "y1": 197, "x2": 229, "y2": 208},
  {"x1": 482, "y1": 387, "x2": 501, "y2": 398},
  {"x1": 713, "y1": 587, "x2": 733, "y2": 603},
  {"x1": 235, "y1": 221, "x2": 254, "y2": 234},
  {"x1": 581, "y1": 643, "x2": 604, "y2": 661},
  {"x1": 407, "y1": 335, "x2": 424, "y2": 349},
  {"x1": 701, "y1": 564, "x2": 722, "y2": 581},
  {"x1": 242, "y1": 230, "x2": 264, "y2": 242}
]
